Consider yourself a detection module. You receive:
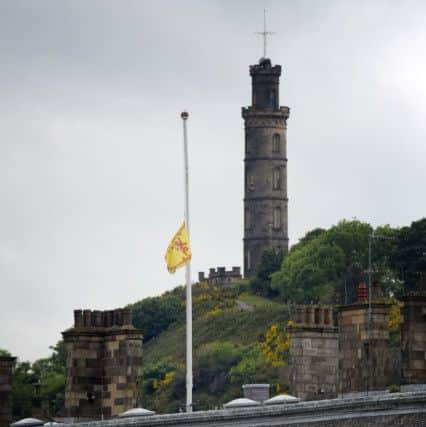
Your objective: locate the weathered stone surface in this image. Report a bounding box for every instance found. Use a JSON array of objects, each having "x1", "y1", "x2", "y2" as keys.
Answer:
[
  {"x1": 337, "y1": 302, "x2": 396, "y2": 394},
  {"x1": 401, "y1": 293, "x2": 426, "y2": 385},
  {"x1": 62, "y1": 308, "x2": 143, "y2": 420},
  {"x1": 288, "y1": 306, "x2": 339, "y2": 401}
]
